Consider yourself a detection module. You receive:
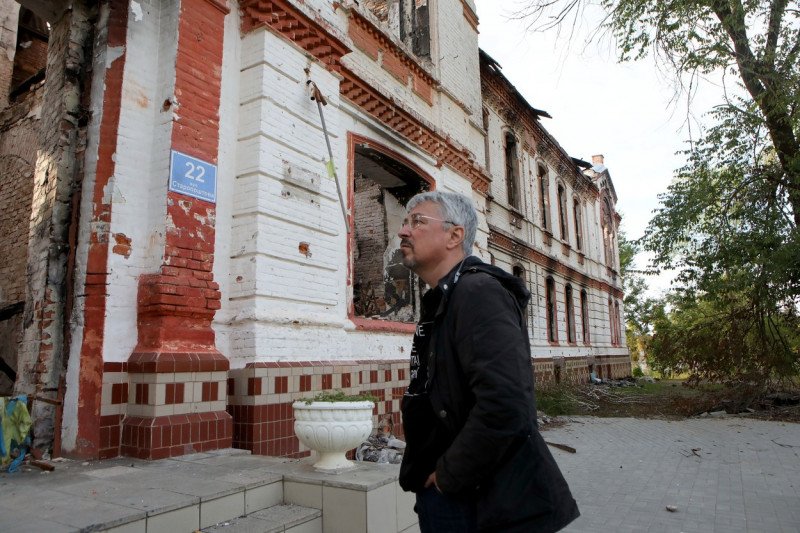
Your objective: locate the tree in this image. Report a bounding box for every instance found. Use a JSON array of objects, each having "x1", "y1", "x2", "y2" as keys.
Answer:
[
  {"x1": 641, "y1": 108, "x2": 800, "y2": 383},
  {"x1": 519, "y1": 0, "x2": 800, "y2": 383},
  {"x1": 618, "y1": 229, "x2": 659, "y2": 366},
  {"x1": 517, "y1": 1, "x2": 800, "y2": 224}
]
